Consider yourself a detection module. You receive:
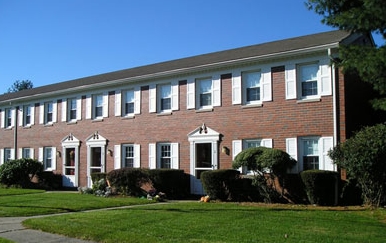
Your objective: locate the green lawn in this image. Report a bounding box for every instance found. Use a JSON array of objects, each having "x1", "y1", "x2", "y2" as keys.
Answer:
[
  {"x1": 0, "y1": 188, "x2": 154, "y2": 217},
  {"x1": 24, "y1": 202, "x2": 386, "y2": 243}
]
